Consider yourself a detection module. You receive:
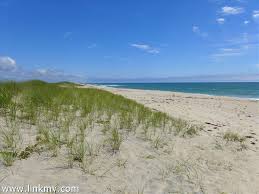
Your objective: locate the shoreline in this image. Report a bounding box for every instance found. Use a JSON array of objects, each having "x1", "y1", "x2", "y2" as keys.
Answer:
[
  {"x1": 85, "y1": 83, "x2": 259, "y2": 139},
  {"x1": 86, "y1": 84, "x2": 259, "y2": 102}
]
